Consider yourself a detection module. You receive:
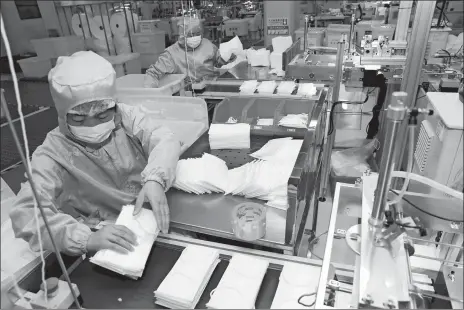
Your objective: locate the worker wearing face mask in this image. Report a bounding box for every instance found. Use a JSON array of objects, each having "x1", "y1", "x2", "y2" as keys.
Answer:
[
  {"x1": 144, "y1": 18, "x2": 234, "y2": 88},
  {"x1": 10, "y1": 51, "x2": 181, "y2": 256}
]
